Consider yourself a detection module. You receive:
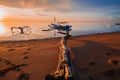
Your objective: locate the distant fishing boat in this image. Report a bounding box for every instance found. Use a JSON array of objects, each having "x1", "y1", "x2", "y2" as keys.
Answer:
[{"x1": 11, "y1": 26, "x2": 31, "y2": 35}]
